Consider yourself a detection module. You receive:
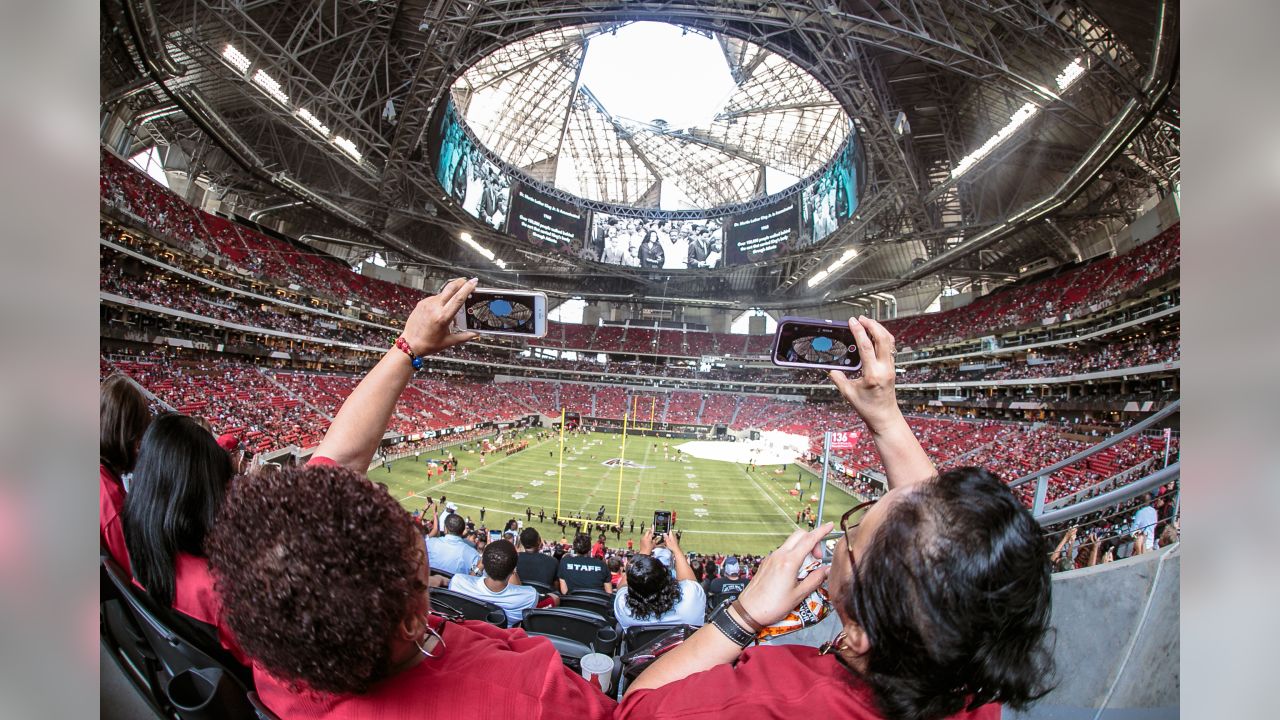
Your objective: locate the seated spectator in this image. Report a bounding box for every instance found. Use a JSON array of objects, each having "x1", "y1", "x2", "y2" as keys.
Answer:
[
  {"x1": 558, "y1": 534, "x2": 612, "y2": 595},
  {"x1": 705, "y1": 556, "x2": 747, "y2": 599},
  {"x1": 448, "y1": 539, "x2": 537, "y2": 626},
  {"x1": 619, "y1": 317, "x2": 1052, "y2": 720},
  {"x1": 608, "y1": 556, "x2": 624, "y2": 588},
  {"x1": 614, "y1": 531, "x2": 705, "y2": 631},
  {"x1": 516, "y1": 527, "x2": 558, "y2": 588},
  {"x1": 207, "y1": 278, "x2": 615, "y2": 719},
  {"x1": 123, "y1": 413, "x2": 246, "y2": 663},
  {"x1": 100, "y1": 374, "x2": 151, "y2": 570},
  {"x1": 428, "y1": 513, "x2": 481, "y2": 576}
]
